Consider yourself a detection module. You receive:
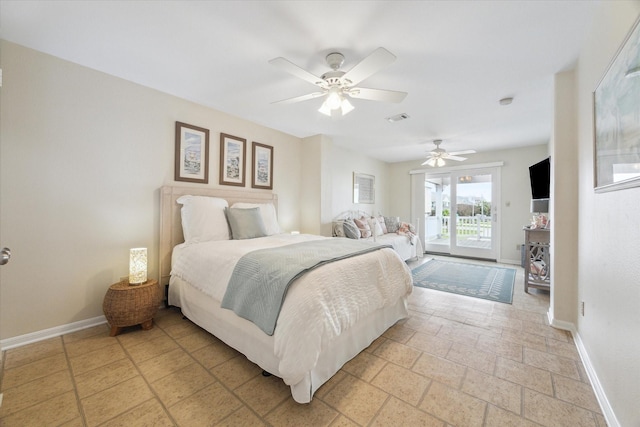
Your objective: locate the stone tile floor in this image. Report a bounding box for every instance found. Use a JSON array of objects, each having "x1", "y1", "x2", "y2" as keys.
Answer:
[{"x1": 0, "y1": 257, "x2": 606, "y2": 426}]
